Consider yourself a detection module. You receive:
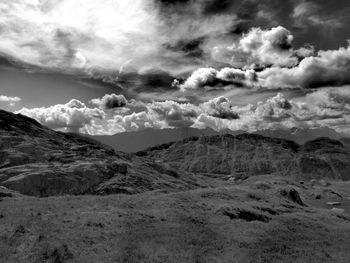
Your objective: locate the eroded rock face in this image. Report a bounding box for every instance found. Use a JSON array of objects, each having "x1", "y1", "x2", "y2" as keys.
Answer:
[
  {"x1": 138, "y1": 134, "x2": 350, "y2": 180},
  {"x1": 138, "y1": 135, "x2": 298, "y2": 177}
]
